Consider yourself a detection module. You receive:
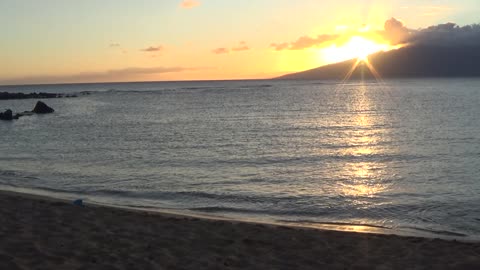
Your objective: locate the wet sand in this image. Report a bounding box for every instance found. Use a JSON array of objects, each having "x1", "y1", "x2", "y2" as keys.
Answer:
[{"x1": 1, "y1": 190, "x2": 479, "y2": 270}]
